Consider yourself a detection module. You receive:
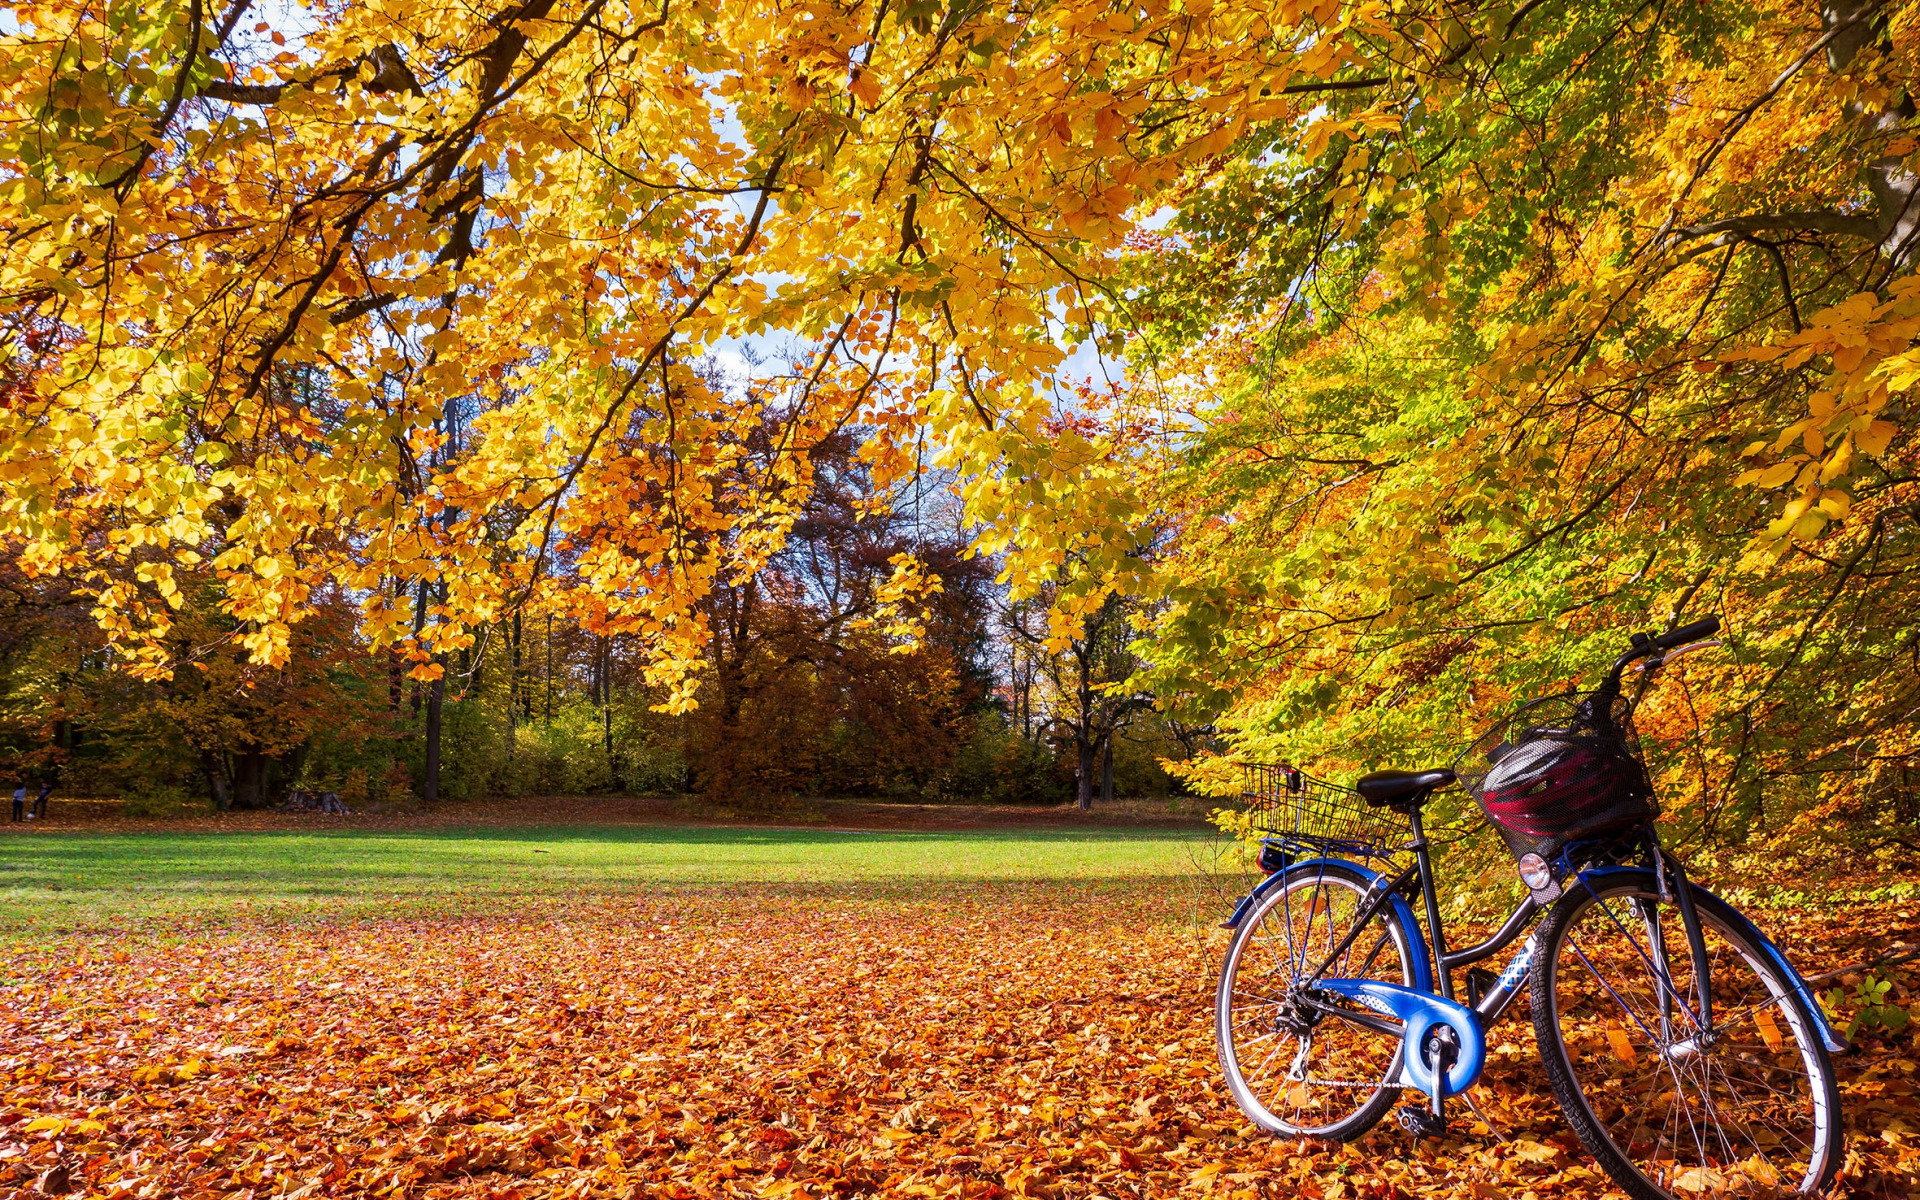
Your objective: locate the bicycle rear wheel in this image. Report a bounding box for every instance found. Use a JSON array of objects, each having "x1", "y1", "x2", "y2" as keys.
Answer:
[
  {"x1": 1216, "y1": 859, "x2": 1418, "y2": 1139},
  {"x1": 1531, "y1": 869, "x2": 1841, "y2": 1199}
]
